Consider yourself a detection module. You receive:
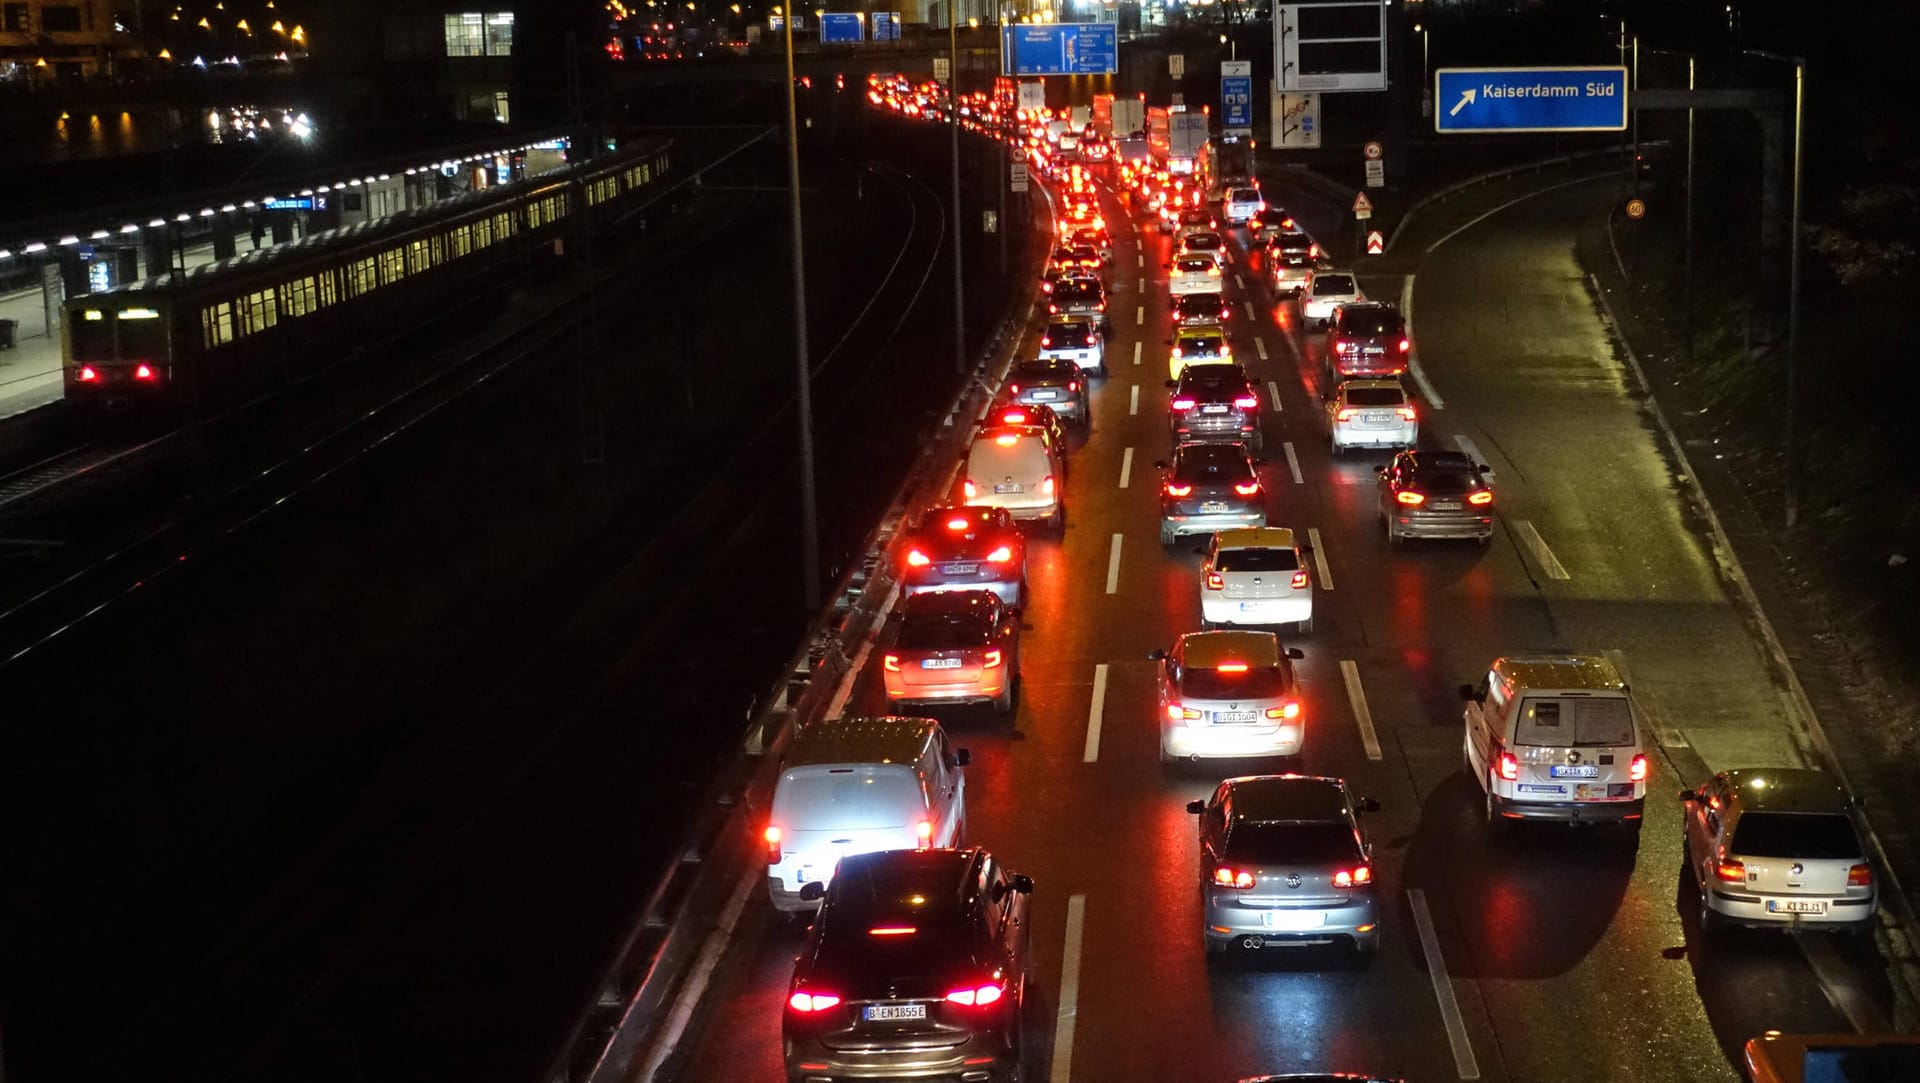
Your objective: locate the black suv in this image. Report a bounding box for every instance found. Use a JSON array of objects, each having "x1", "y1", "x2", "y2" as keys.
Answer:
[
  {"x1": 1167, "y1": 363, "x2": 1262, "y2": 450},
  {"x1": 784, "y1": 848, "x2": 1034, "y2": 1083},
  {"x1": 1326, "y1": 302, "x2": 1411, "y2": 379}
]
